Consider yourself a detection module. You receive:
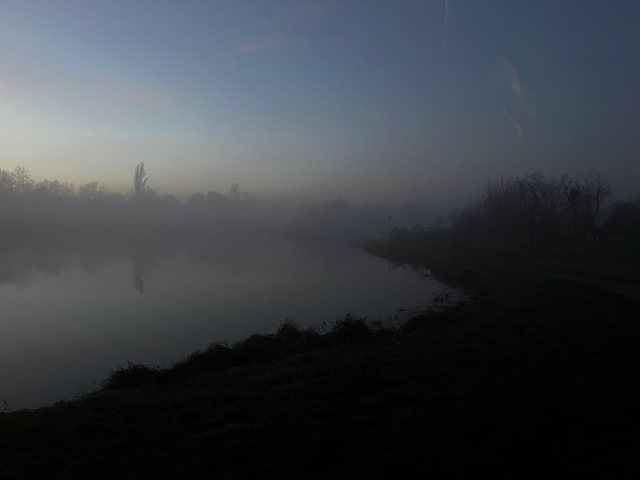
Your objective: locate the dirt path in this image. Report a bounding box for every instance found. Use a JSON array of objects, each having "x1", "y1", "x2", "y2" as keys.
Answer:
[{"x1": 551, "y1": 274, "x2": 640, "y2": 306}]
